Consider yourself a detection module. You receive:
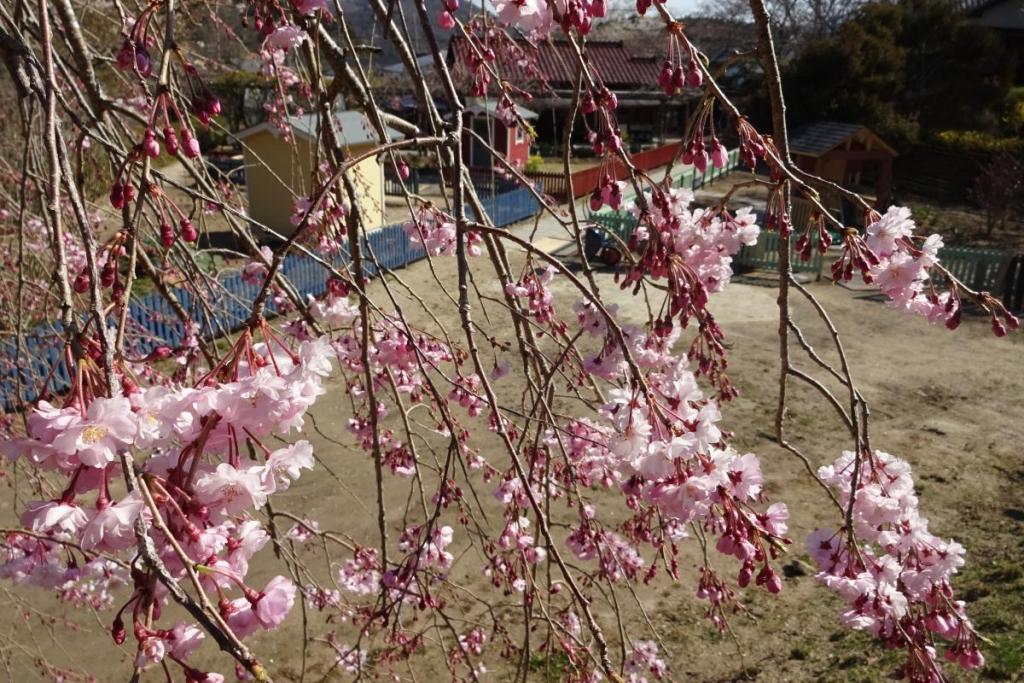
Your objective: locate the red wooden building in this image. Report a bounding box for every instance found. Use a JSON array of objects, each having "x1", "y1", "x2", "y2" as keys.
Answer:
[
  {"x1": 448, "y1": 37, "x2": 695, "y2": 155},
  {"x1": 461, "y1": 98, "x2": 538, "y2": 170}
]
